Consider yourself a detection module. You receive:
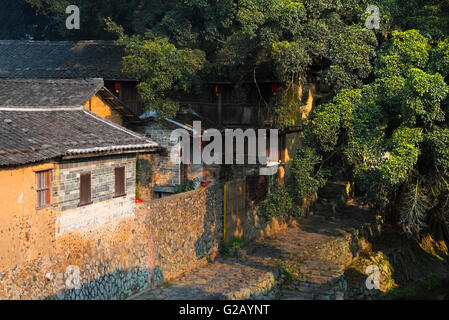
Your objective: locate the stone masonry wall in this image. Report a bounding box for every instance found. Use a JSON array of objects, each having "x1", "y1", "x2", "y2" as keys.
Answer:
[
  {"x1": 54, "y1": 155, "x2": 137, "y2": 236},
  {"x1": 2, "y1": 159, "x2": 297, "y2": 300},
  {"x1": 136, "y1": 184, "x2": 224, "y2": 286},
  {"x1": 55, "y1": 155, "x2": 136, "y2": 212},
  {"x1": 0, "y1": 180, "x2": 224, "y2": 299},
  {"x1": 134, "y1": 121, "x2": 180, "y2": 186}
]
